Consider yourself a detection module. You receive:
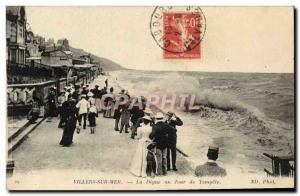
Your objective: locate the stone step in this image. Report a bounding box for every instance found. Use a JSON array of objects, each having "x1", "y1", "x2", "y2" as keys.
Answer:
[
  {"x1": 8, "y1": 118, "x2": 46, "y2": 155},
  {"x1": 8, "y1": 121, "x2": 31, "y2": 142}
]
